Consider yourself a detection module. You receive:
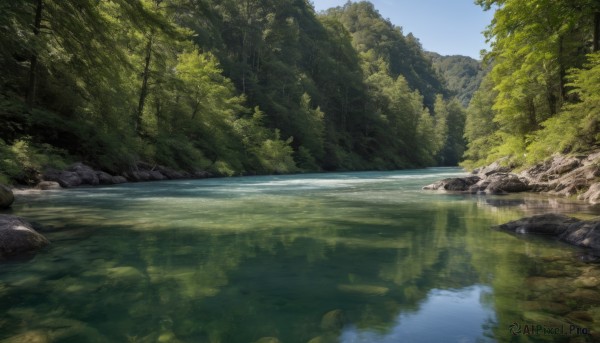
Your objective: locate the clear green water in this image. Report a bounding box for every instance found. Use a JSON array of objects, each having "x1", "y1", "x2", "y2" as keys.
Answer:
[{"x1": 1, "y1": 168, "x2": 600, "y2": 343}]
